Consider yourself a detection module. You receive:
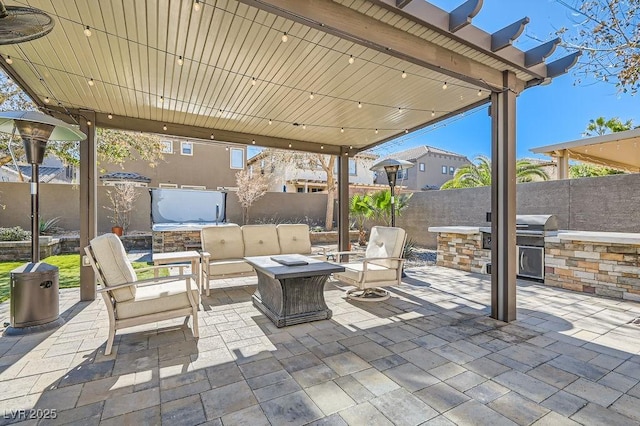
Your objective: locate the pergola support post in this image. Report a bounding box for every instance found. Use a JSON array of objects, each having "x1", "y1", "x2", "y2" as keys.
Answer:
[
  {"x1": 337, "y1": 149, "x2": 350, "y2": 252},
  {"x1": 557, "y1": 149, "x2": 569, "y2": 179},
  {"x1": 79, "y1": 112, "x2": 97, "y2": 301},
  {"x1": 490, "y1": 71, "x2": 517, "y2": 322}
]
